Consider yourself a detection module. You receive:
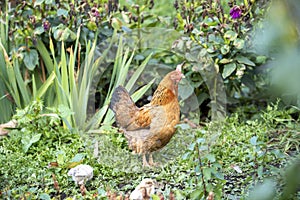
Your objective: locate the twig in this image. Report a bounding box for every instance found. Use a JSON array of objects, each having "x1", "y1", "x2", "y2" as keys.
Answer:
[
  {"x1": 194, "y1": 134, "x2": 207, "y2": 197},
  {"x1": 52, "y1": 173, "x2": 60, "y2": 194}
]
